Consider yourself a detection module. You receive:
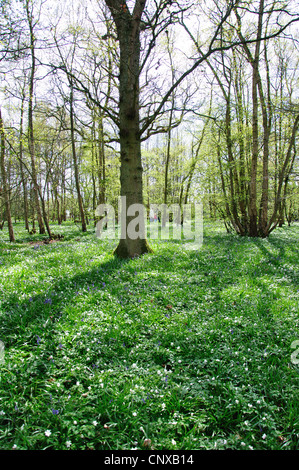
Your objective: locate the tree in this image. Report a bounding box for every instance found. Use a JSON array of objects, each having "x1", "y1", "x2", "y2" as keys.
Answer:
[
  {"x1": 102, "y1": 0, "x2": 149, "y2": 257},
  {"x1": 233, "y1": 0, "x2": 299, "y2": 236},
  {"x1": 181, "y1": 0, "x2": 299, "y2": 237},
  {"x1": 0, "y1": 107, "x2": 15, "y2": 242},
  {"x1": 25, "y1": 0, "x2": 51, "y2": 236},
  {"x1": 1, "y1": 0, "x2": 298, "y2": 247},
  {"x1": 102, "y1": 0, "x2": 299, "y2": 256}
]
